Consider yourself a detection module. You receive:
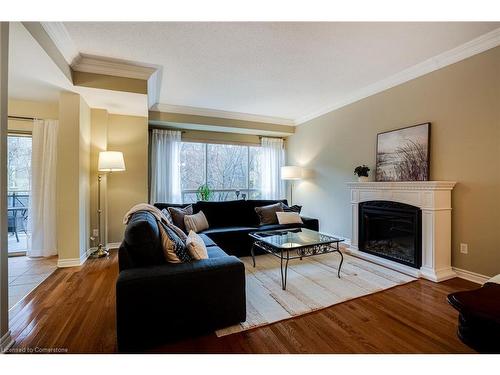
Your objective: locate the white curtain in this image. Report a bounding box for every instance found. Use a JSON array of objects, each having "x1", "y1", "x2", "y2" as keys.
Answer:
[
  {"x1": 28, "y1": 119, "x2": 58, "y2": 257},
  {"x1": 260, "y1": 137, "x2": 285, "y2": 200},
  {"x1": 150, "y1": 129, "x2": 182, "y2": 204}
]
